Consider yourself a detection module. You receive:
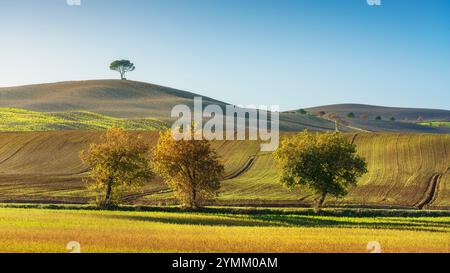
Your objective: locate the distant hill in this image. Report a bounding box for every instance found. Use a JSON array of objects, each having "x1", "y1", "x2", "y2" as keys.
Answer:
[
  {"x1": 0, "y1": 80, "x2": 340, "y2": 132},
  {"x1": 0, "y1": 80, "x2": 448, "y2": 133},
  {"x1": 306, "y1": 104, "x2": 450, "y2": 122}
]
